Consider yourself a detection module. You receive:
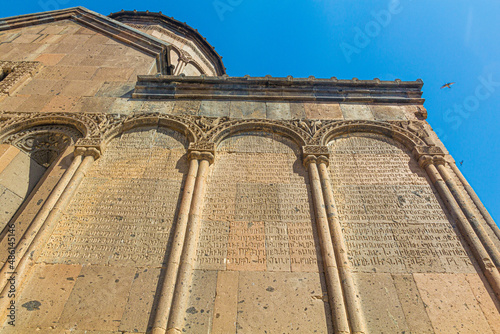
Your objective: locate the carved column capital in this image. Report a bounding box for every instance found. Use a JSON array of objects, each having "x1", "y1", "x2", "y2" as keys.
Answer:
[
  {"x1": 303, "y1": 154, "x2": 318, "y2": 168},
  {"x1": 74, "y1": 146, "x2": 101, "y2": 159},
  {"x1": 418, "y1": 155, "x2": 434, "y2": 169},
  {"x1": 188, "y1": 142, "x2": 215, "y2": 164},
  {"x1": 302, "y1": 145, "x2": 330, "y2": 157},
  {"x1": 413, "y1": 145, "x2": 444, "y2": 161},
  {"x1": 188, "y1": 150, "x2": 215, "y2": 164}
]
